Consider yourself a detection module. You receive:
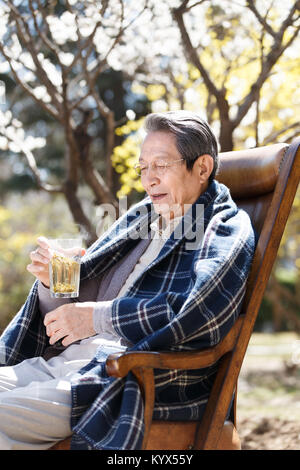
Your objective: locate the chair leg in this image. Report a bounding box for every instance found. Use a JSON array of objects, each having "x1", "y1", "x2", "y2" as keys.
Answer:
[
  {"x1": 217, "y1": 421, "x2": 241, "y2": 450},
  {"x1": 50, "y1": 437, "x2": 71, "y2": 450}
]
